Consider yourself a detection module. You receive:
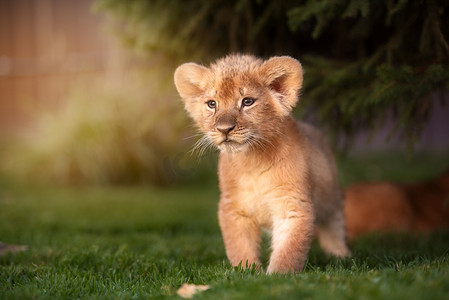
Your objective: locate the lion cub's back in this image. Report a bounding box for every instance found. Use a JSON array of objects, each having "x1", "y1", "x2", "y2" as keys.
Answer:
[
  {"x1": 296, "y1": 121, "x2": 342, "y2": 220},
  {"x1": 297, "y1": 122, "x2": 334, "y2": 162}
]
